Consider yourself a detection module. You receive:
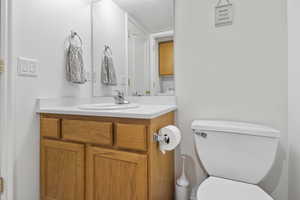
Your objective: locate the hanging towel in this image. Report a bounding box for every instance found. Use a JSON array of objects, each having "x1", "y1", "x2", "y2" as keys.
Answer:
[
  {"x1": 101, "y1": 46, "x2": 117, "y2": 85},
  {"x1": 66, "y1": 42, "x2": 87, "y2": 84}
]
